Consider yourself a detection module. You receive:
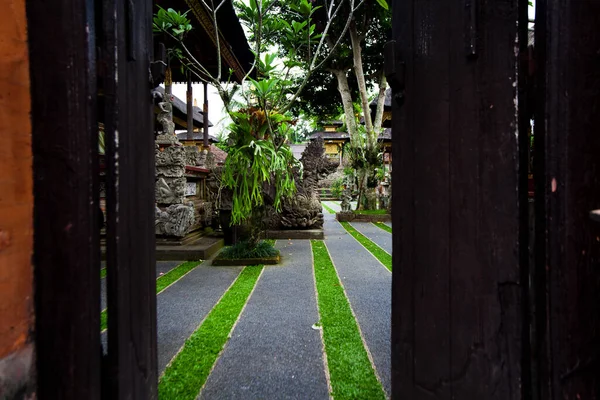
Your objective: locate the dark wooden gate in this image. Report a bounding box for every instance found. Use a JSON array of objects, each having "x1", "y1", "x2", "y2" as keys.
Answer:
[
  {"x1": 389, "y1": 0, "x2": 529, "y2": 398},
  {"x1": 534, "y1": 0, "x2": 600, "y2": 398},
  {"x1": 390, "y1": 0, "x2": 600, "y2": 398},
  {"x1": 28, "y1": 0, "x2": 158, "y2": 397}
]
